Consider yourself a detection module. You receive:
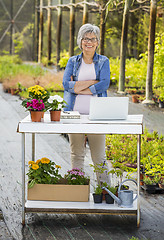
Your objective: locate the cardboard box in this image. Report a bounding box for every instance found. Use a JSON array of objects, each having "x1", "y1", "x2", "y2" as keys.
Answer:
[{"x1": 27, "y1": 180, "x2": 90, "y2": 202}]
